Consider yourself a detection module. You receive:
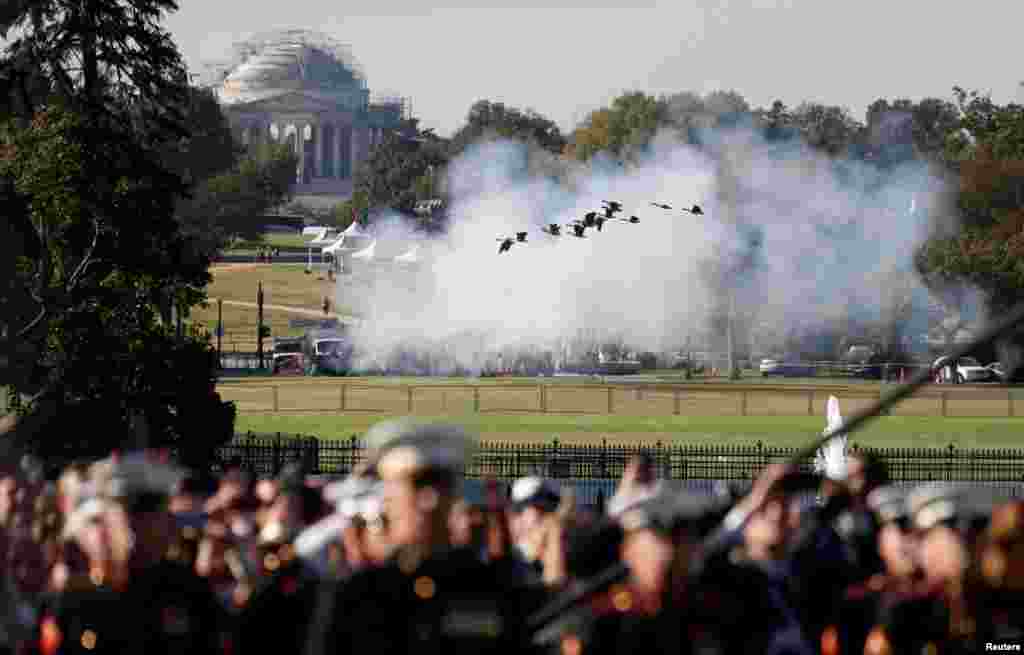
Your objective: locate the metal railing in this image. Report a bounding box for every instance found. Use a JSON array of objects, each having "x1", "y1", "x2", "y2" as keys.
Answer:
[{"x1": 215, "y1": 433, "x2": 1024, "y2": 503}]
